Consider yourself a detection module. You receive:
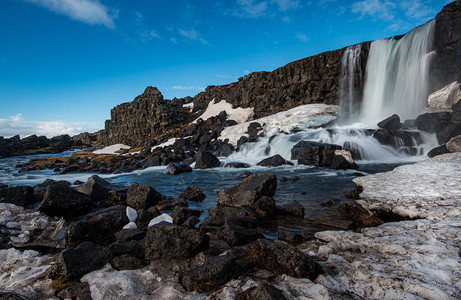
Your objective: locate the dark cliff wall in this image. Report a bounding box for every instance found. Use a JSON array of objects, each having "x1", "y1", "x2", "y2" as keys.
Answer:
[
  {"x1": 100, "y1": 87, "x2": 194, "y2": 147},
  {"x1": 432, "y1": 0, "x2": 461, "y2": 91},
  {"x1": 192, "y1": 44, "x2": 370, "y2": 119}
]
